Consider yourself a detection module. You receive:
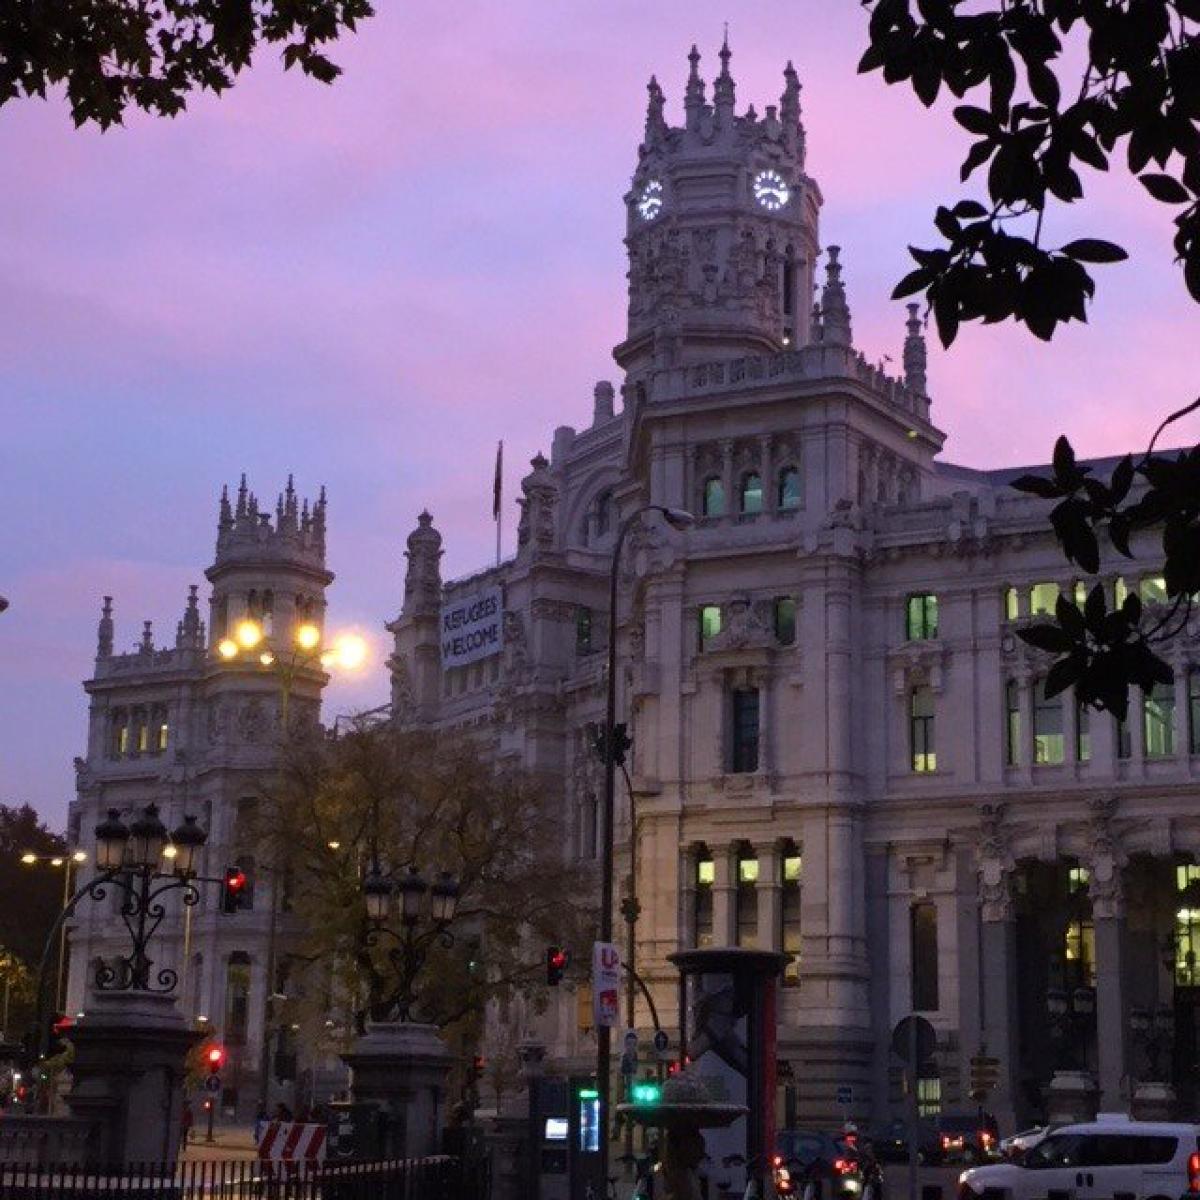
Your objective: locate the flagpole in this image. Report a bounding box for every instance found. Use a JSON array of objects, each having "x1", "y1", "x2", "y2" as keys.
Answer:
[{"x1": 494, "y1": 439, "x2": 504, "y2": 566}]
